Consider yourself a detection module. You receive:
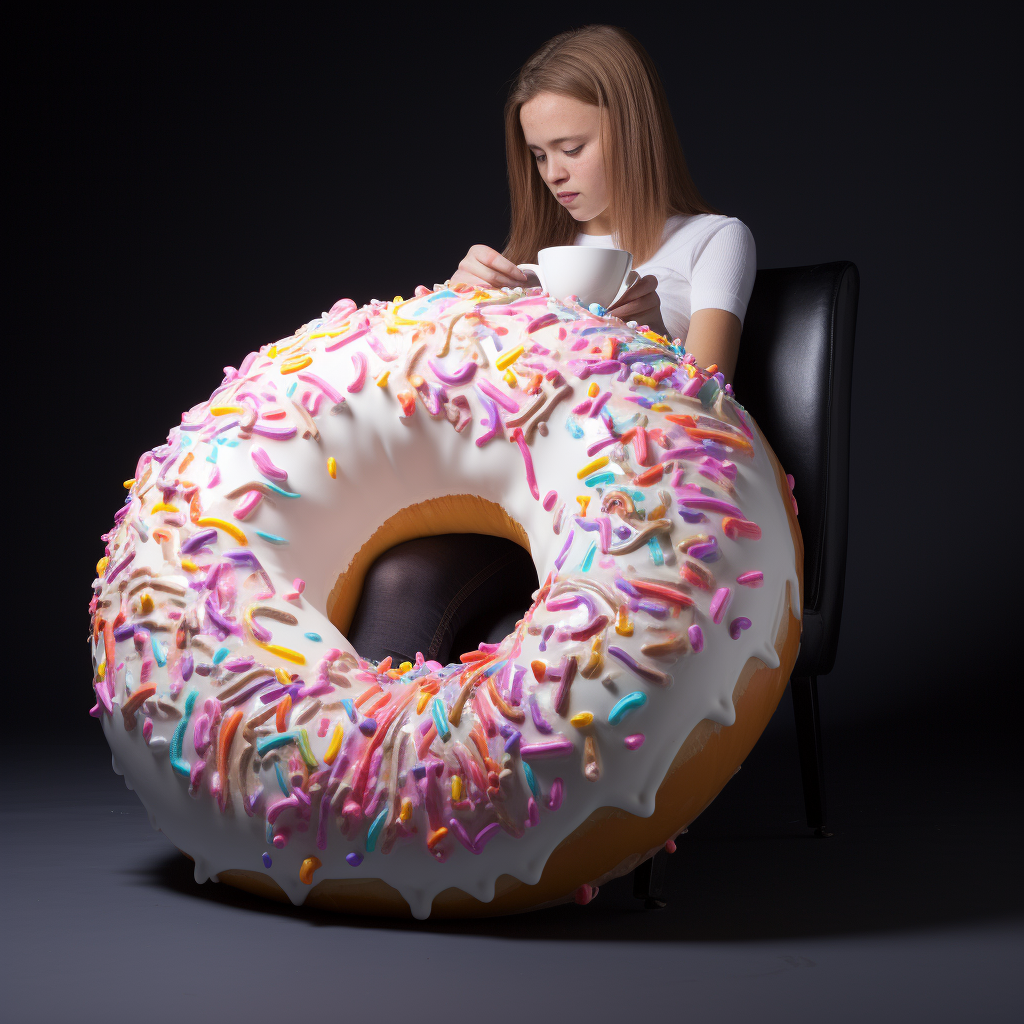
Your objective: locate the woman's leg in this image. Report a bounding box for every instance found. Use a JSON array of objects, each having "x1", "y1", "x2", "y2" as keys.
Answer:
[{"x1": 346, "y1": 534, "x2": 539, "y2": 666}]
